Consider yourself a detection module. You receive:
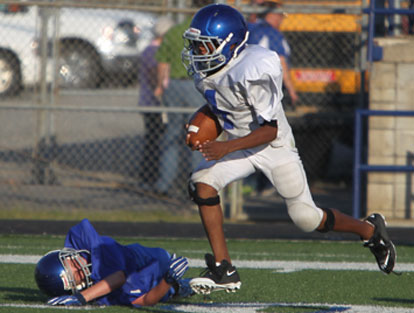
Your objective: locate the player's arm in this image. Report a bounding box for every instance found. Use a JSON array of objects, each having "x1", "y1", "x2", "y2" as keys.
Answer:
[
  {"x1": 81, "y1": 270, "x2": 126, "y2": 302},
  {"x1": 131, "y1": 279, "x2": 172, "y2": 306},
  {"x1": 154, "y1": 62, "x2": 170, "y2": 99},
  {"x1": 198, "y1": 120, "x2": 277, "y2": 161},
  {"x1": 132, "y1": 255, "x2": 189, "y2": 307},
  {"x1": 47, "y1": 270, "x2": 126, "y2": 306}
]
